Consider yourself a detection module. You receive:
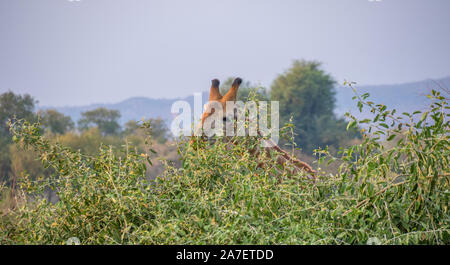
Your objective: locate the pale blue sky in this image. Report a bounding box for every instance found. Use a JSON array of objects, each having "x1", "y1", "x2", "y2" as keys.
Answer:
[{"x1": 1, "y1": 0, "x2": 449, "y2": 106}]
